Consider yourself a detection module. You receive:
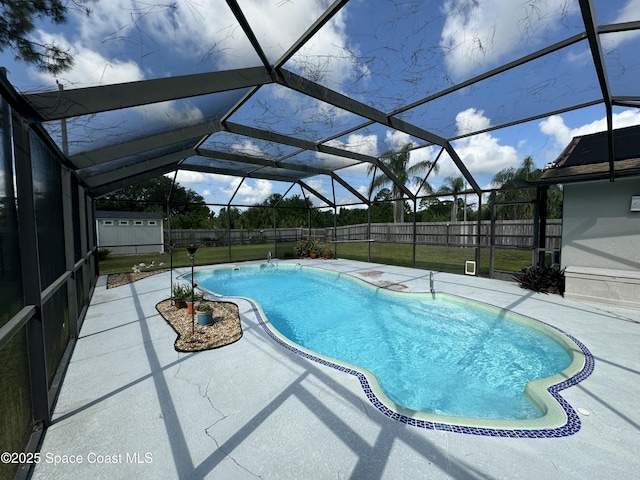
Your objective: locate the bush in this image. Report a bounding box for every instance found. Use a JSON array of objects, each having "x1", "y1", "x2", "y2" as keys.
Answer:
[
  {"x1": 512, "y1": 264, "x2": 565, "y2": 294},
  {"x1": 98, "y1": 248, "x2": 111, "y2": 261},
  {"x1": 294, "y1": 238, "x2": 325, "y2": 257}
]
